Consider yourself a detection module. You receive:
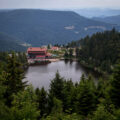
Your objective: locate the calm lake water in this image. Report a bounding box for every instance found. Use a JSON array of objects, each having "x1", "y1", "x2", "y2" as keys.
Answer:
[{"x1": 24, "y1": 60, "x2": 99, "y2": 90}]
